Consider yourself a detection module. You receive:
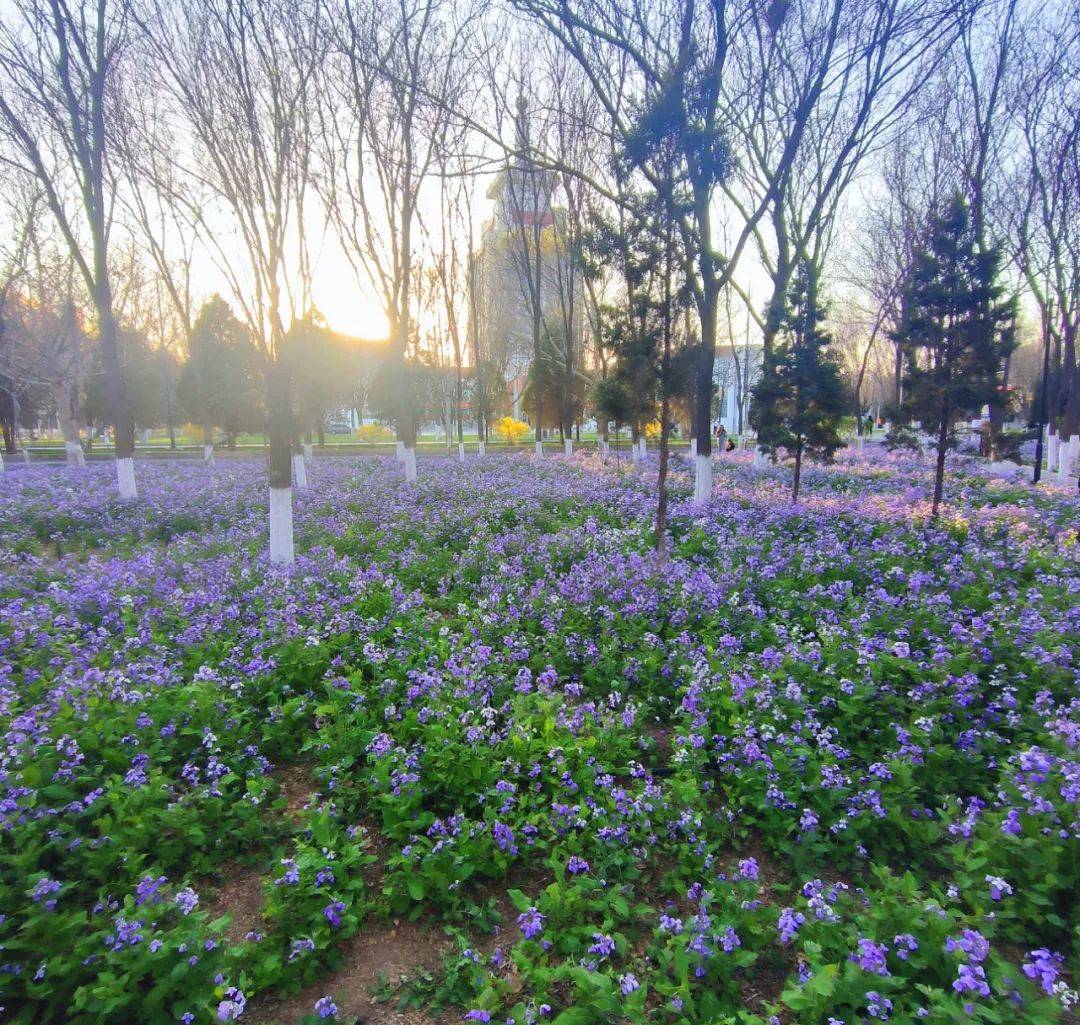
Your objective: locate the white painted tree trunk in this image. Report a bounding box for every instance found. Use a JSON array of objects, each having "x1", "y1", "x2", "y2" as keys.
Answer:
[
  {"x1": 1058, "y1": 436, "x2": 1075, "y2": 484},
  {"x1": 478, "y1": 440, "x2": 486, "y2": 457},
  {"x1": 0, "y1": 450, "x2": 4, "y2": 471},
  {"x1": 638, "y1": 438, "x2": 646, "y2": 458},
  {"x1": 855, "y1": 436, "x2": 864, "y2": 454},
  {"x1": 403, "y1": 445, "x2": 417, "y2": 481},
  {"x1": 535, "y1": 441, "x2": 543, "y2": 459},
  {"x1": 66, "y1": 441, "x2": 85, "y2": 467},
  {"x1": 753, "y1": 446, "x2": 769, "y2": 470},
  {"x1": 269, "y1": 486, "x2": 294, "y2": 564},
  {"x1": 689, "y1": 438, "x2": 696, "y2": 457},
  {"x1": 203, "y1": 444, "x2": 215, "y2": 466},
  {"x1": 631, "y1": 442, "x2": 641, "y2": 464},
  {"x1": 303, "y1": 443, "x2": 313, "y2": 462},
  {"x1": 458, "y1": 441, "x2": 465, "y2": 462},
  {"x1": 1048, "y1": 432, "x2": 1059, "y2": 471},
  {"x1": 564, "y1": 438, "x2": 573, "y2": 456},
  {"x1": 117, "y1": 457, "x2": 137, "y2": 500},
  {"x1": 395, "y1": 440, "x2": 405, "y2": 462},
  {"x1": 693, "y1": 454, "x2": 712, "y2": 504},
  {"x1": 22, "y1": 449, "x2": 29, "y2": 464},
  {"x1": 292, "y1": 453, "x2": 308, "y2": 490}
]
